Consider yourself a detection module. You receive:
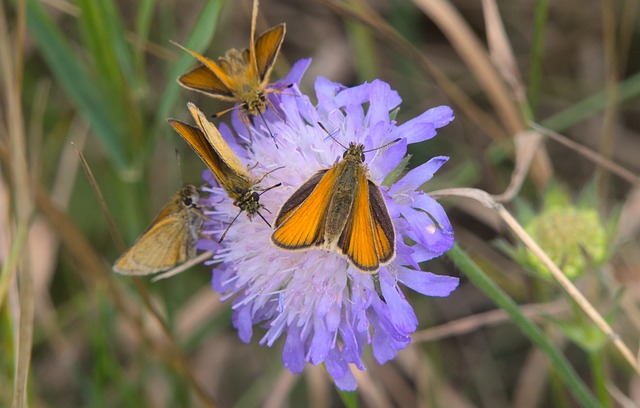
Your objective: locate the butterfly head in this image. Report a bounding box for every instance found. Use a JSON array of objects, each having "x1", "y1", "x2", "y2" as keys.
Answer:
[
  {"x1": 343, "y1": 142, "x2": 365, "y2": 163},
  {"x1": 234, "y1": 189, "x2": 262, "y2": 218},
  {"x1": 243, "y1": 91, "x2": 268, "y2": 116},
  {"x1": 179, "y1": 185, "x2": 201, "y2": 209}
]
